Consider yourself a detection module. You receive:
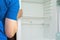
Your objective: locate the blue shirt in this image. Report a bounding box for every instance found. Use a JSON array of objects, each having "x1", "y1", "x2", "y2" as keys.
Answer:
[{"x1": 0, "y1": 0, "x2": 19, "y2": 40}]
